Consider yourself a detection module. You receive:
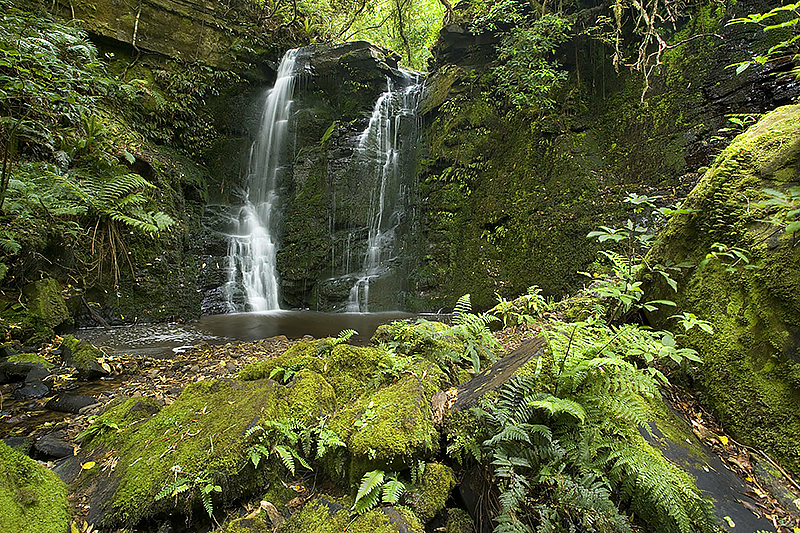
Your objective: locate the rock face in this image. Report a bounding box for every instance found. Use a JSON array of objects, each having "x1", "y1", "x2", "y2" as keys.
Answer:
[
  {"x1": 645, "y1": 104, "x2": 800, "y2": 477},
  {"x1": 43, "y1": 0, "x2": 272, "y2": 68},
  {"x1": 201, "y1": 41, "x2": 422, "y2": 312},
  {"x1": 409, "y1": 0, "x2": 800, "y2": 310}
]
